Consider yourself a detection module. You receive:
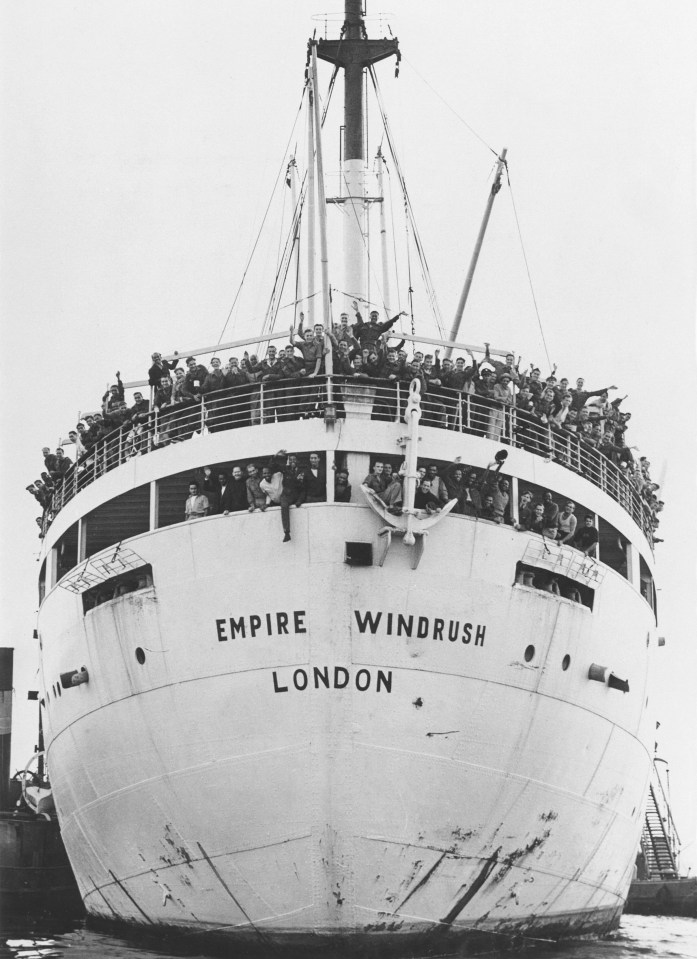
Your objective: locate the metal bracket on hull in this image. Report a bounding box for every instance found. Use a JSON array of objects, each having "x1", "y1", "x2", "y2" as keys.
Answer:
[{"x1": 376, "y1": 525, "x2": 426, "y2": 569}]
